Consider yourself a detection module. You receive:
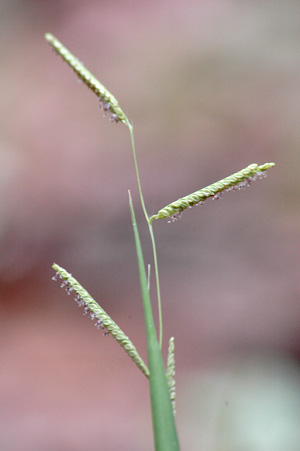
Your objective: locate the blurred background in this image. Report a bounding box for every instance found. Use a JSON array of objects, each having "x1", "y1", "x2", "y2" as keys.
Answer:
[{"x1": 1, "y1": 1, "x2": 300, "y2": 449}]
